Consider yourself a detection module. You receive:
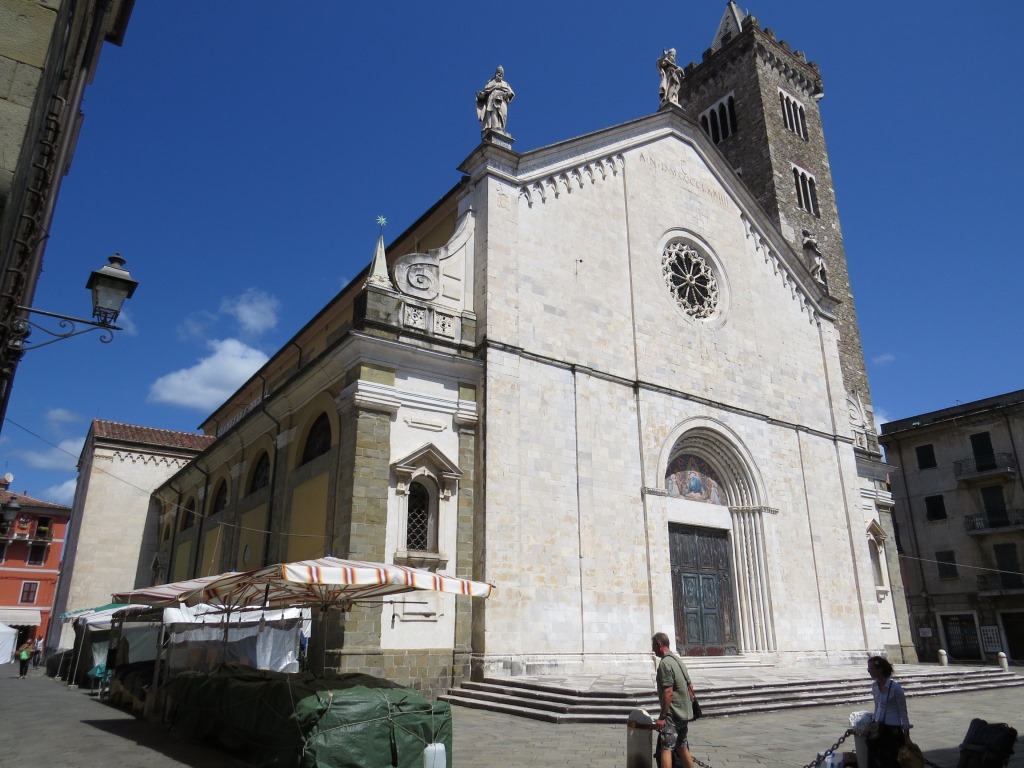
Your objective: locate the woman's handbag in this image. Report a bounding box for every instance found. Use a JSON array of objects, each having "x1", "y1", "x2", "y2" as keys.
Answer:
[{"x1": 690, "y1": 697, "x2": 703, "y2": 721}]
